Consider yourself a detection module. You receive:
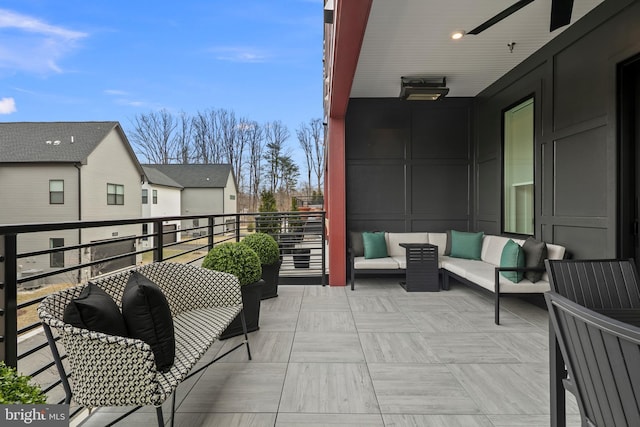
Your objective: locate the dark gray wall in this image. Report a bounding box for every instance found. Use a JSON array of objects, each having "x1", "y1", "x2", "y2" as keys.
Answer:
[
  {"x1": 474, "y1": 0, "x2": 640, "y2": 259},
  {"x1": 345, "y1": 98, "x2": 473, "y2": 233}
]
